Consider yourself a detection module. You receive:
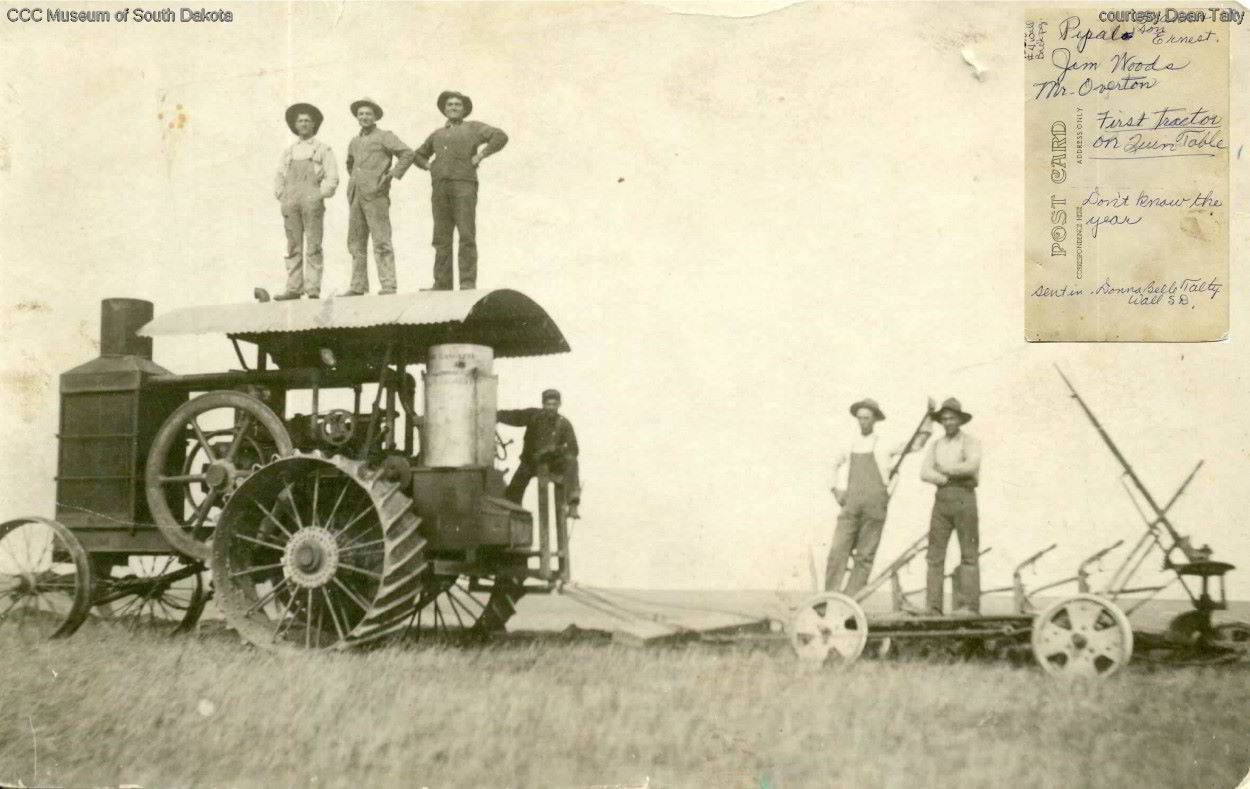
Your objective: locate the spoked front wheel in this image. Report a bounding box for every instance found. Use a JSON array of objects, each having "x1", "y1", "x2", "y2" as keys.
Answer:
[
  {"x1": 0, "y1": 517, "x2": 92, "y2": 641},
  {"x1": 404, "y1": 574, "x2": 525, "y2": 644},
  {"x1": 88, "y1": 555, "x2": 209, "y2": 635}
]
